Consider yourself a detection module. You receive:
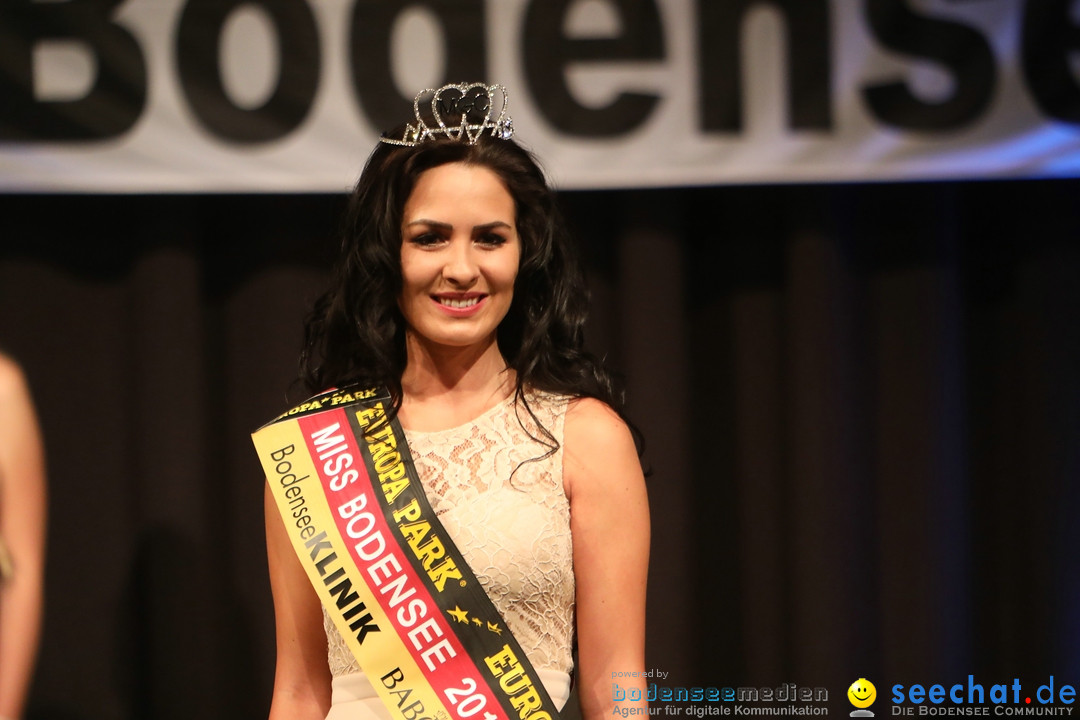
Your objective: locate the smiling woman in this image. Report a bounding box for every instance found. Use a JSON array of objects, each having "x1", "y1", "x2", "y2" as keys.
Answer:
[
  {"x1": 397, "y1": 162, "x2": 521, "y2": 359},
  {"x1": 262, "y1": 83, "x2": 650, "y2": 720}
]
